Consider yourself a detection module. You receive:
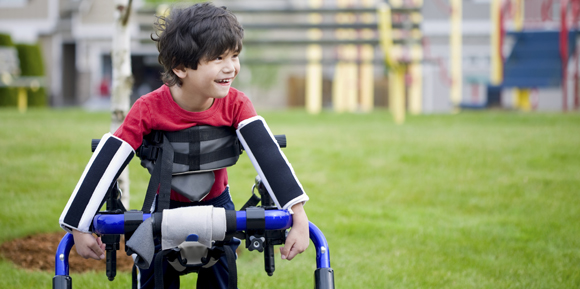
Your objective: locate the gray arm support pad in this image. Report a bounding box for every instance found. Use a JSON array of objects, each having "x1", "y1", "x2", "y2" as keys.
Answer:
[
  {"x1": 127, "y1": 206, "x2": 227, "y2": 269},
  {"x1": 59, "y1": 133, "x2": 135, "y2": 233},
  {"x1": 161, "y1": 206, "x2": 226, "y2": 250},
  {"x1": 236, "y1": 116, "x2": 309, "y2": 210}
]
